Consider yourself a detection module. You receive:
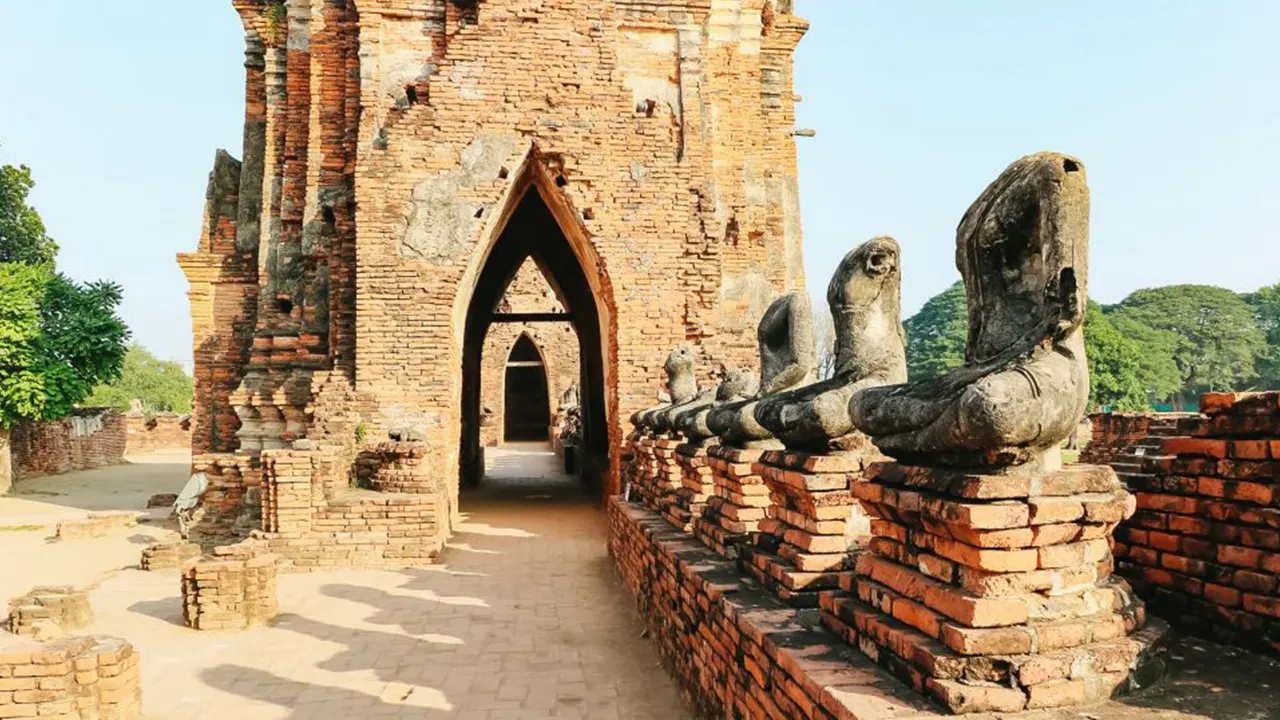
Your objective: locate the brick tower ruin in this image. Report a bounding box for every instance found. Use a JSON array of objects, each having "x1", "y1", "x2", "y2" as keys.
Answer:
[{"x1": 179, "y1": 0, "x2": 809, "y2": 551}]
